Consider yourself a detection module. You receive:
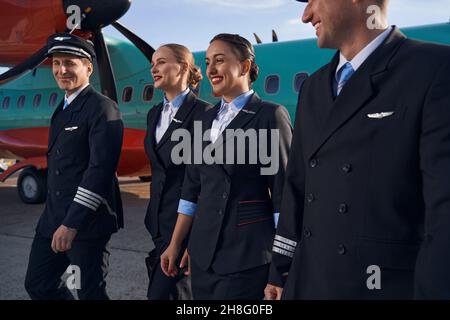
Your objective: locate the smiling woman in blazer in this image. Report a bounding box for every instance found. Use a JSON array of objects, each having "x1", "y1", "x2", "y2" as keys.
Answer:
[
  {"x1": 160, "y1": 34, "x2": 293, "y2": 299},
  {"x1": 144, "y1": 44, "x2": 211, "y2": 300}
]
